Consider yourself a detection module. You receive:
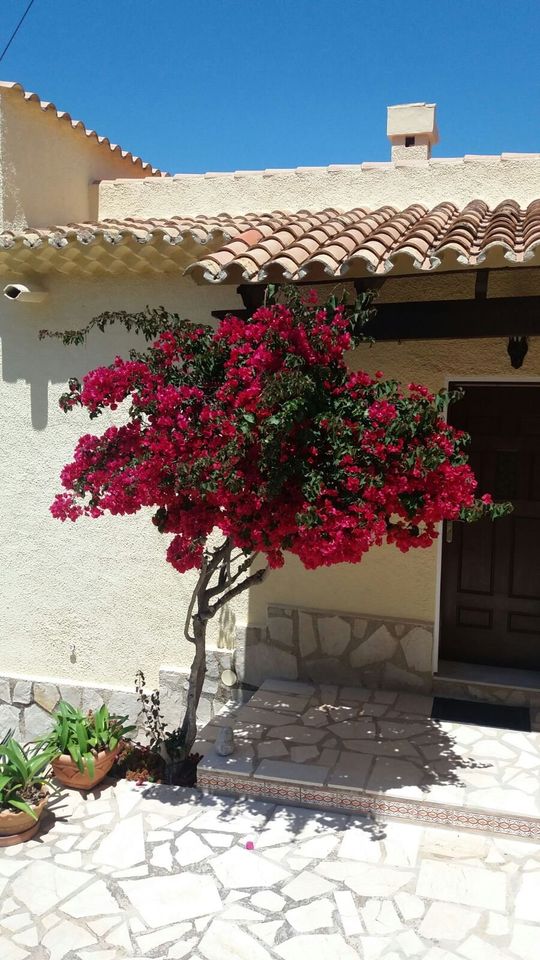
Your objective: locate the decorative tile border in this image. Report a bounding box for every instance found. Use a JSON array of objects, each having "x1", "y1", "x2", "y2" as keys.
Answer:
[
  {"x1": 198, "y1": 771, "x2": 302, "y2": 805},
  {"x1": 198, "y1": 770, "x2": 540, "y2": 840}
]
